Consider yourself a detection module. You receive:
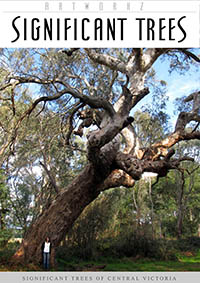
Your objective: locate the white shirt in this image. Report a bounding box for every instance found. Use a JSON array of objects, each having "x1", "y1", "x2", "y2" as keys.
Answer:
[{"x1": 44, "y1": 242, "x2": 50, "y2": 253}]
